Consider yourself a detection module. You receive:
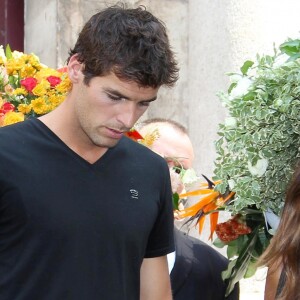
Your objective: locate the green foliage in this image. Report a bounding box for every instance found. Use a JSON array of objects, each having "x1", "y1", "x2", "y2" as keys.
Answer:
[
  {"x1": 280, "y1": 39, "x2": 300, "y2": 61},
  {"x1": 5, "y1": 44, "x2": 12, "y2": 59},
  {"x1": 172, "y1": 192, "x2": 179, "y2": 210},
  {"x1": 240, "y1": 60, "x2": 254, "y2": 75},
  {"x1": 214, "y1": 39, "x2": 300, "y2": 216},
  {"x1": 213, "y1": 37, "x2": 300, "y2": 293},
  {"x1": 222, "y1": 227, "x2": 259, "y2": 297}
]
